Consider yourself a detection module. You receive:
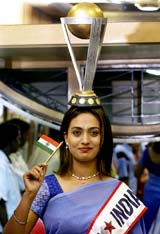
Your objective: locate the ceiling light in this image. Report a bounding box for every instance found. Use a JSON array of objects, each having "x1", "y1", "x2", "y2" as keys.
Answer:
[
  {"x1": 145, "y1": 69, "x2": 160, "y2": 76},
  {"x1": 134, "y1": 0, "x2": 159, "y2": 11},
  {"x1": 135, "y1": 3, "x2": 159, "y2": 11}
]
